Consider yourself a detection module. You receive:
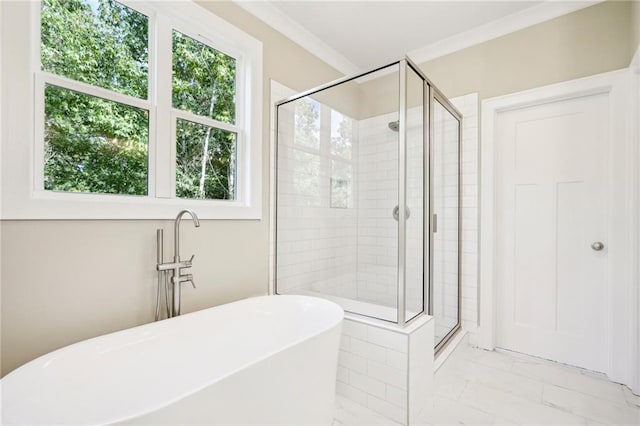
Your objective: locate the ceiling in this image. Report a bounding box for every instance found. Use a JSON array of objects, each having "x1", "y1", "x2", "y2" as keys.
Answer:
[{"x1": 234, "y1": 1, "x2": 601, "y2": 74}]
